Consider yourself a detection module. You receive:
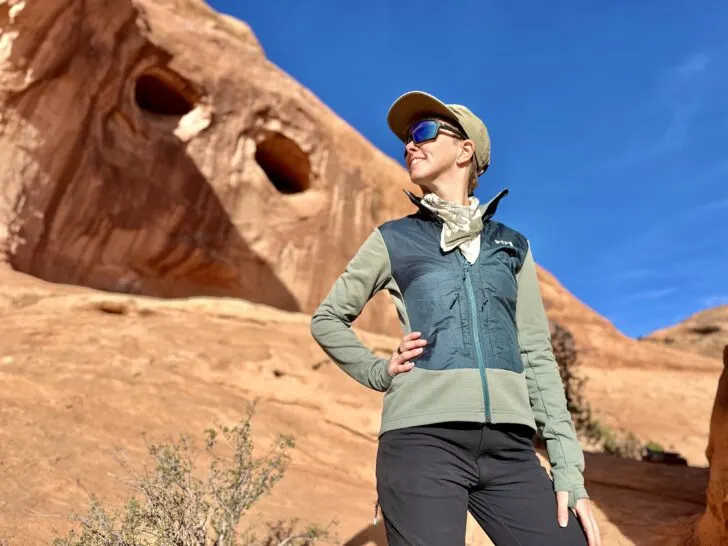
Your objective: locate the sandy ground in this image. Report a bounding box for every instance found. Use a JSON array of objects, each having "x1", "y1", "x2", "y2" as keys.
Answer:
[{"x1": 0, "y1": 267, "x2": 720, "y2": 545}]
